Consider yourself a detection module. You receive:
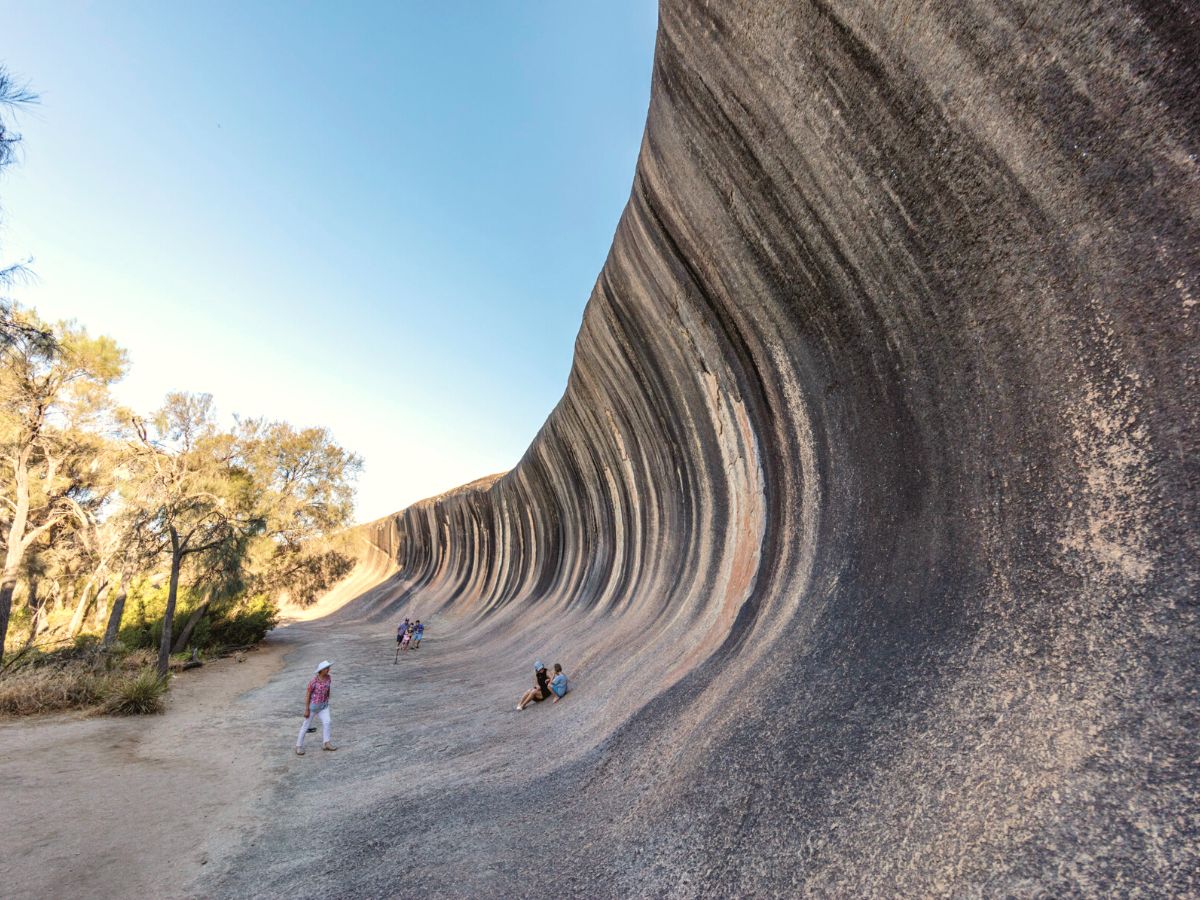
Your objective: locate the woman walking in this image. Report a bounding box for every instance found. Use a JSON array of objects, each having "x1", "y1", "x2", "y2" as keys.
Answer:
[{"x1": 297, "y1": 660, "x2": 337, "y2": 755}]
